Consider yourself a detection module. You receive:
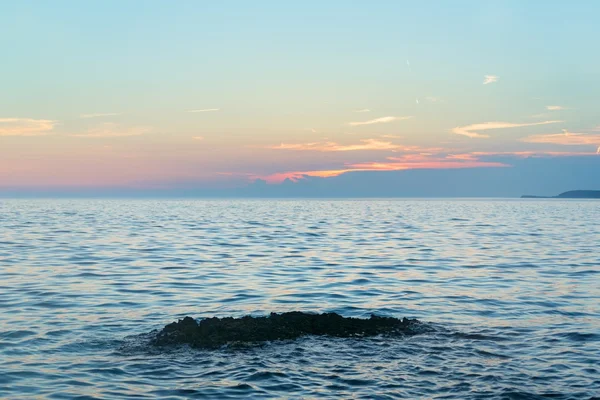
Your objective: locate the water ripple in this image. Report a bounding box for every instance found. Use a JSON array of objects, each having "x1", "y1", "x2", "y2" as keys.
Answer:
[{"x1": 0, "y1": 199, "x2": 599, "y2": 399}]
